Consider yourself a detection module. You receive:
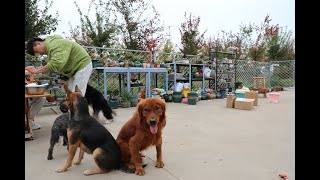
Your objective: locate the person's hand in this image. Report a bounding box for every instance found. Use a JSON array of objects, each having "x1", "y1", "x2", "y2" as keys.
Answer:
[
  {"x1": 25, "y1": 66, "x2": 37, "y2": 74},
  {"x1": 25, "y1": 69, "x2": 32, "y2": 75}
]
